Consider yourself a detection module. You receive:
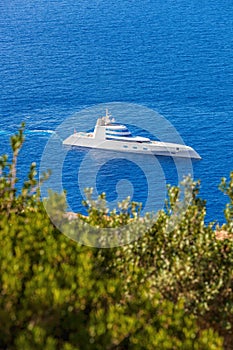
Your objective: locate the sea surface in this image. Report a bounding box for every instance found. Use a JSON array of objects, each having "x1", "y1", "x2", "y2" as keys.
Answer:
[{"x1": 0, "y1": 0, "x2": 233, "y2": 223}]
